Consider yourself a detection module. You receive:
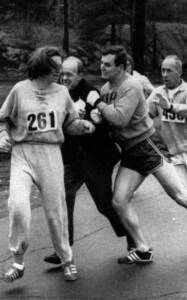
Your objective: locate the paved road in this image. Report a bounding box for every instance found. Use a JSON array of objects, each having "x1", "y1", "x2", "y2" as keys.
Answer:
[{"x1": 1, "y1": 173, "x2": 187, "y2": 299}]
